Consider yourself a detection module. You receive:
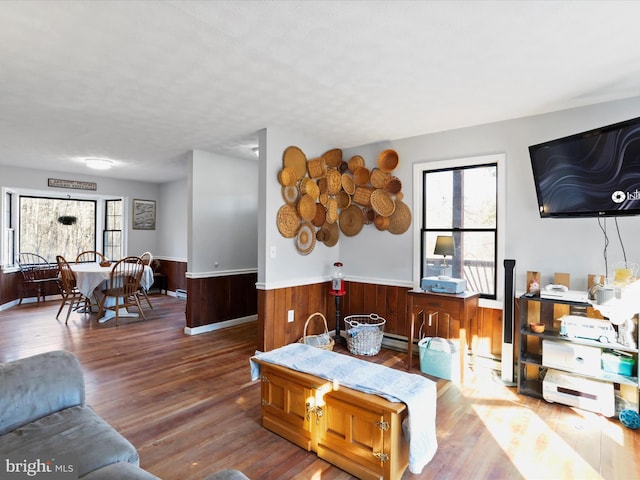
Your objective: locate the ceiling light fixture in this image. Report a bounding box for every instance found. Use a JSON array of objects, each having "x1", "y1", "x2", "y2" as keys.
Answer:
[{"x1": 85, "y1": 158, "x2": 113, "y2": 170}]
